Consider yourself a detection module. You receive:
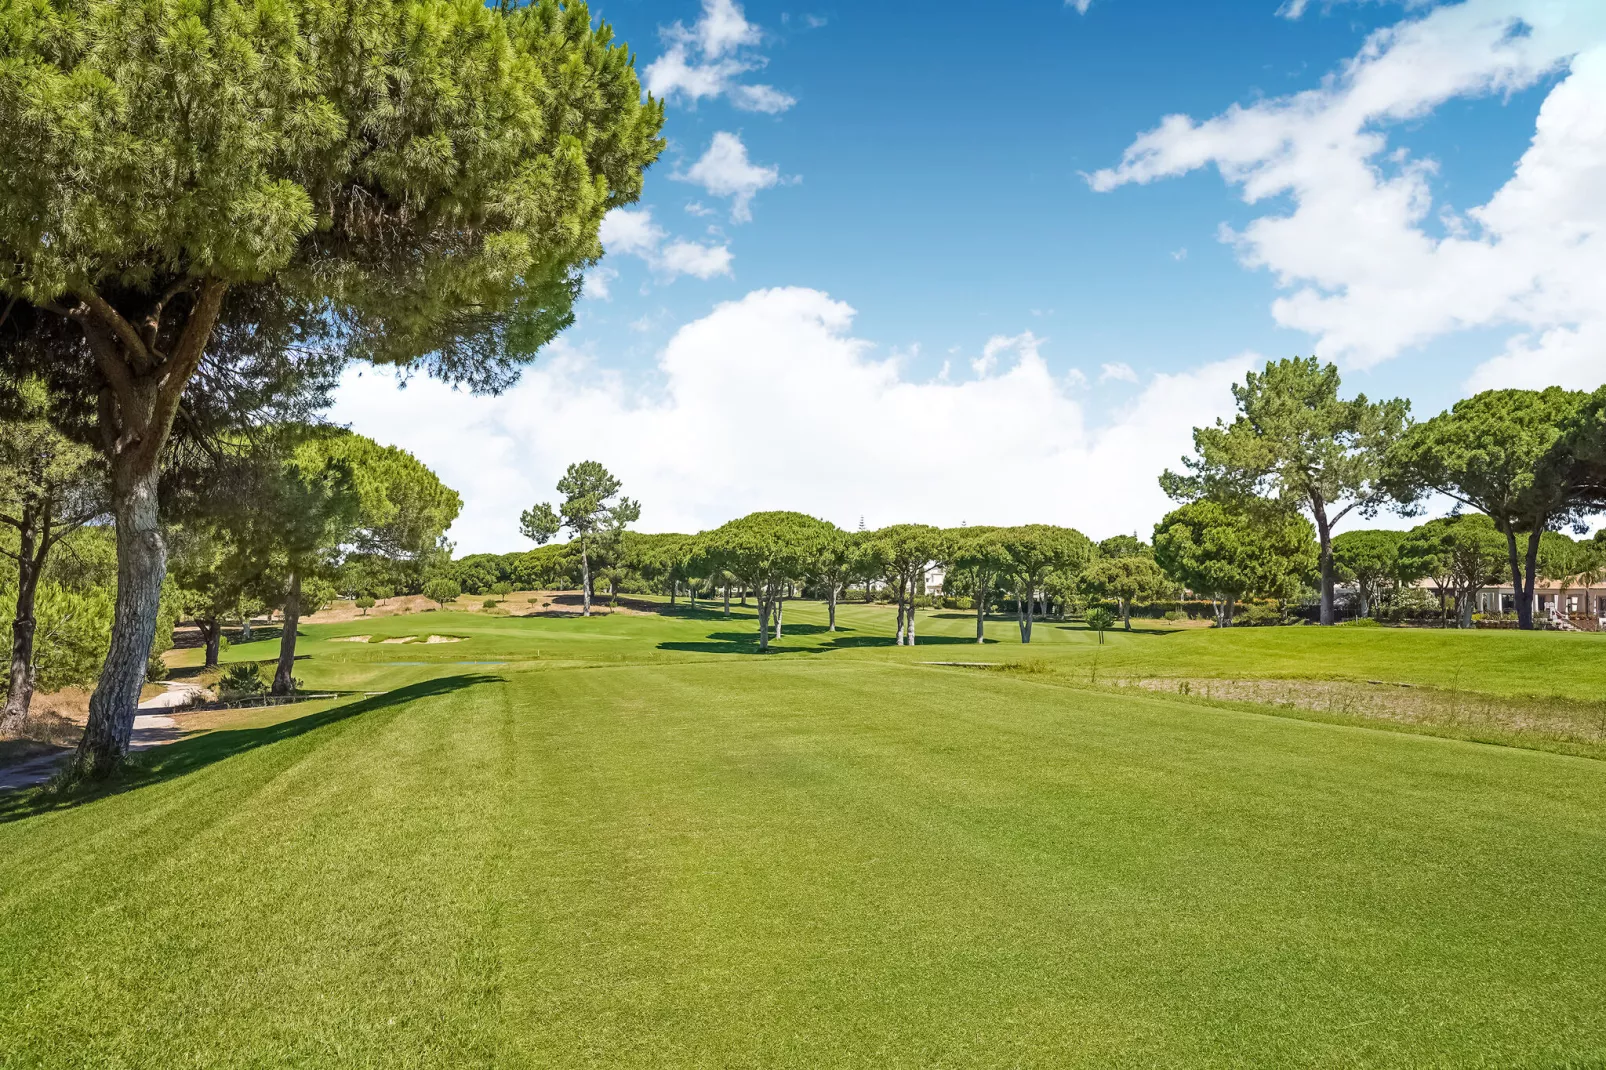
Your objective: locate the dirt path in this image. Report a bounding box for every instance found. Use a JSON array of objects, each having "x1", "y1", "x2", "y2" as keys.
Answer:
[{"x1": 0, "y1": 682, "x2": 212, "y2": 791}]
